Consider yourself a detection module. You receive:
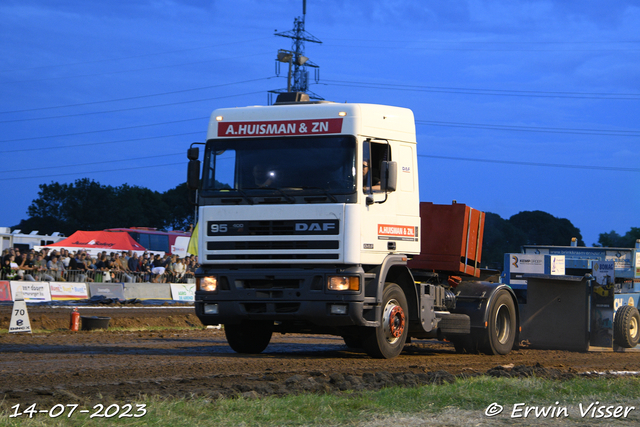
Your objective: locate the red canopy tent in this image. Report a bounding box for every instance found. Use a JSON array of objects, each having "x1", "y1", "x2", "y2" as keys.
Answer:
[{"x1": 39, "y1": 230, "x2": 148, "y2": 256}]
